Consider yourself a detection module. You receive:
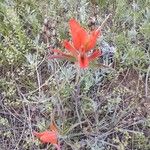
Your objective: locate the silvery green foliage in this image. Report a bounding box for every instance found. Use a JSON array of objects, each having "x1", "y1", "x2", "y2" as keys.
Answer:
[
  {"x1": 58, "y1": 0, "x2": 89, "y2": 22},
  {"x1": 86, "y1": 138, "x2": 106, "y2": 150},
  {"x1": 128, "y1": 27, "x2": 137, "y2": 40},
  {"x1": 101, "y1": 40, "x2": 115, "y2": 65},
  {"x1": 55, "y1": 64, "x2": 76, "y2": 82},
  {"x1": 101, "y1": 41, "x2": 115, "y2": 55},
  {"x1": 58, "y1": 0, "x2": 72, "y2": 10},
  {"x1": 132, "y1": 1, "x2": 140, "y2": 11},
  {"x1": 78, "y1": 0, "x2": 89, "y2": 23},
  {"x1": 25, "y1": 53, "x2": 37, "y2": 66}
]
